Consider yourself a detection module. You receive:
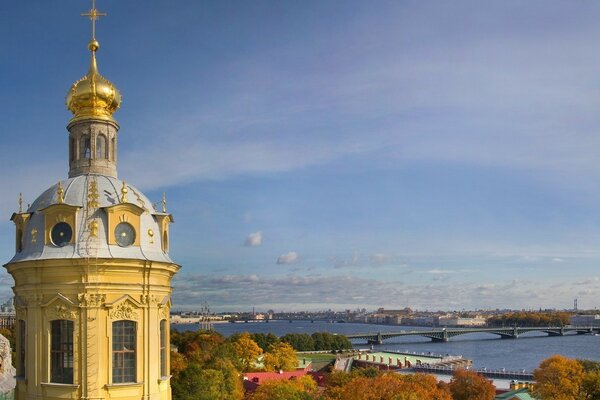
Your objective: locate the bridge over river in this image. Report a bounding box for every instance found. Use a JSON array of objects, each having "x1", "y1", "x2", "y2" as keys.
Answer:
[{"x1": 346, "y1": 326, "x2": 600, "y2": 344}]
